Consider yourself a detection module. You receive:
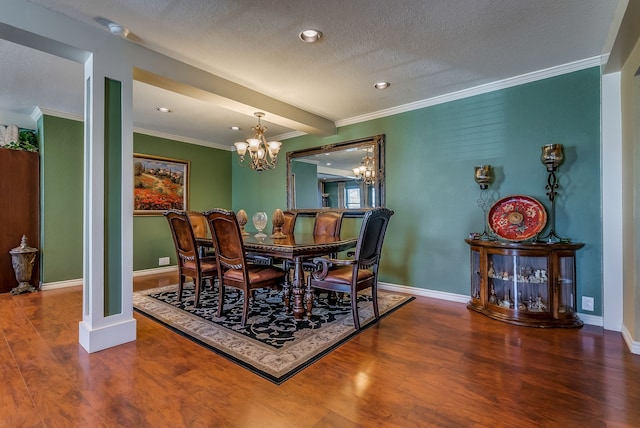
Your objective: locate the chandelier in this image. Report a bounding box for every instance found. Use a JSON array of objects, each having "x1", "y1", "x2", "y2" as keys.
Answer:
[
  {"x1": 352, "y1": 150, "x2": 376, "y2": 185},
  {"x1": 234, "y1": 112, "x2": 282, "y2": 172}
]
